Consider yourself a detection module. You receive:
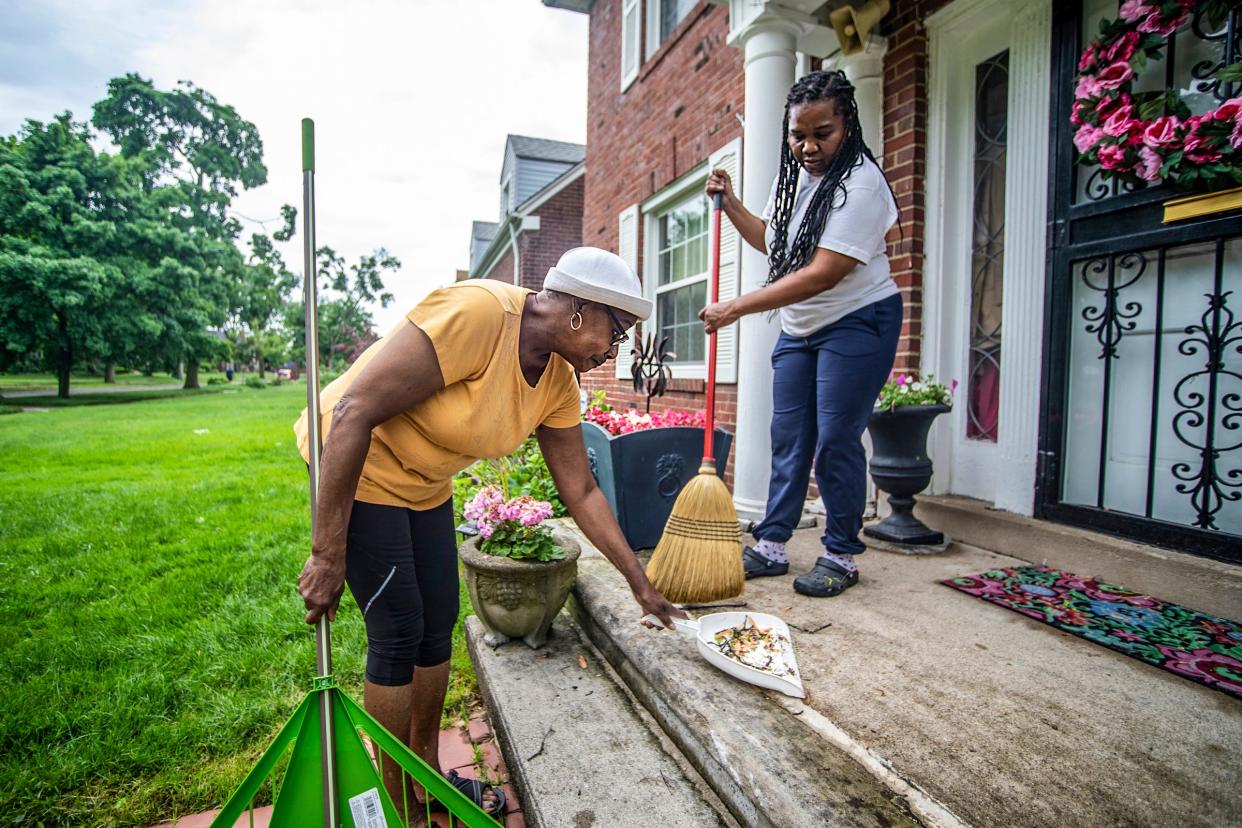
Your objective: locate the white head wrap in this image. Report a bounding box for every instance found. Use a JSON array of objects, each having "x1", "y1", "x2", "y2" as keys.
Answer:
[{"x1": 543, "y1": 246, "x2": 652, "y2": 321}]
